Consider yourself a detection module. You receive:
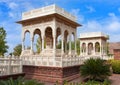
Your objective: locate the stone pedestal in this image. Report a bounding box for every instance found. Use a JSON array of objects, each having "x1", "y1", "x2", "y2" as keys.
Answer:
[{"x1": 23, "y1": 65, "x2": 80, "y2": 84}]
